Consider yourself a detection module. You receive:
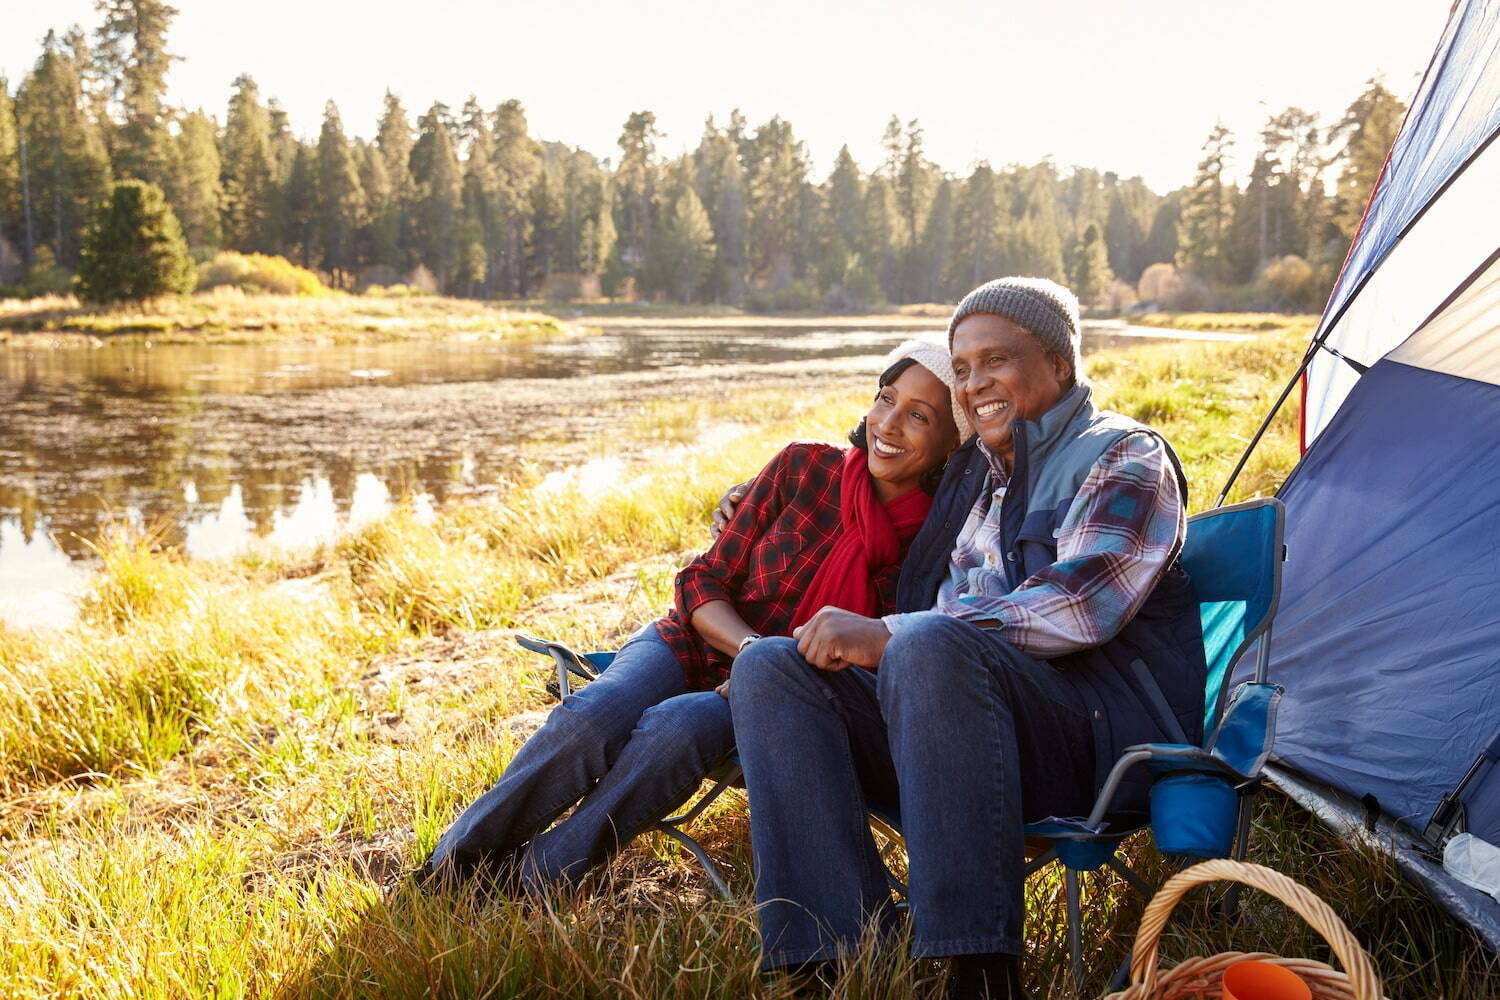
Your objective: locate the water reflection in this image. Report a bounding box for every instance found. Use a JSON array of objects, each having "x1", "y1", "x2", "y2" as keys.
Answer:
[
  {"x1": 0, "y1": 320, "x2": 1215, "y2": 630},
  {"x1": 0, "y1": 518, "x2": 90, "y2": 630}
]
